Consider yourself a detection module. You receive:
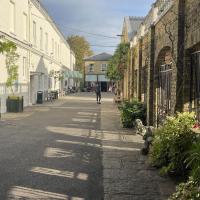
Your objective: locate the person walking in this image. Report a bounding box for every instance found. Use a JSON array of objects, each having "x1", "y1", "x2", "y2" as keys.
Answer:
[{"x1": 95, "y1": 83, "x2": 101, "y2": 104}]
